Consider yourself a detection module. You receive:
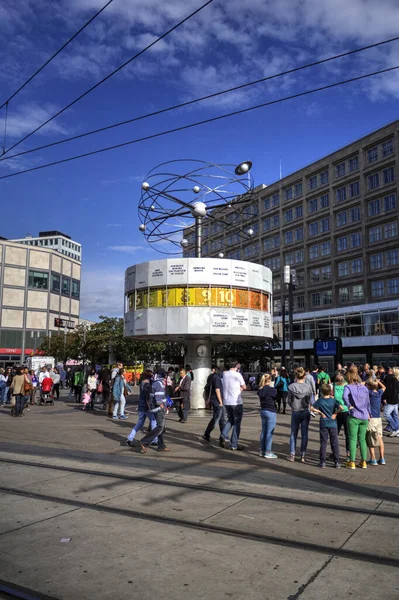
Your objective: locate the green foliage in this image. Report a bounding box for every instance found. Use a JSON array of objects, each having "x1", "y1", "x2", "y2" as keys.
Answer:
[{"x1": 40, "y1": 316, "x2": 167, "y2": 365}]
